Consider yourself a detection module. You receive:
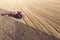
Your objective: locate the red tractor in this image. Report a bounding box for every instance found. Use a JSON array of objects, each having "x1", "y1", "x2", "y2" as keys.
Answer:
[{"x1": 1, "y1": 11, "x2": 24, "y2": 19}]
